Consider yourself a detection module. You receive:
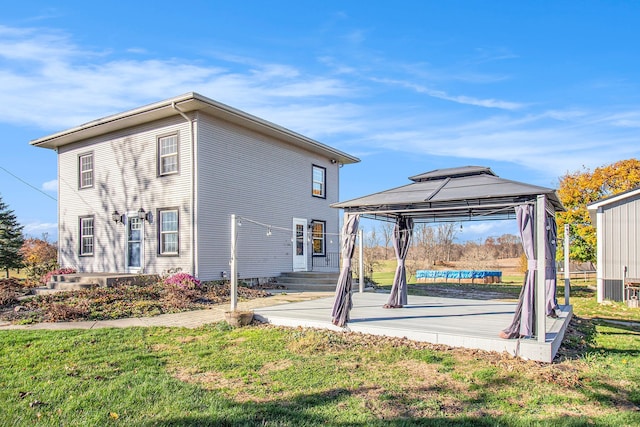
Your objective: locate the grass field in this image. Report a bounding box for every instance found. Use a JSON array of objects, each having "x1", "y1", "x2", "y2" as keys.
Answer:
[
  {"x1": 1, "y1": 261, "x2": 640, "y2": 425},
  {"x1": 1, "y1": 316, "x2": 639, "y2": 426}
]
